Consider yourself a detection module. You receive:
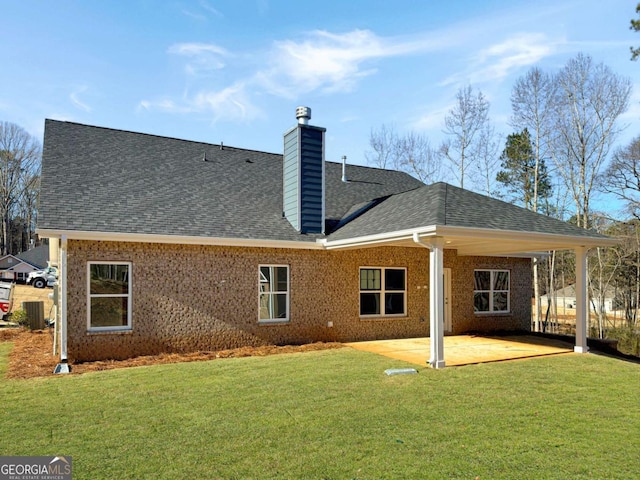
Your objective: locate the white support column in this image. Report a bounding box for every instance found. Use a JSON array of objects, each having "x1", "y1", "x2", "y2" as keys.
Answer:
[
  {"x1": 429, "y1": 238, "x2": 446, "y2": 369},
  {"x1": 60, "y1": 236, "x2": 68, "y2": 362},
  {"x1": 574, "y1": 246, "x2": 589, "y2": 354}
]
